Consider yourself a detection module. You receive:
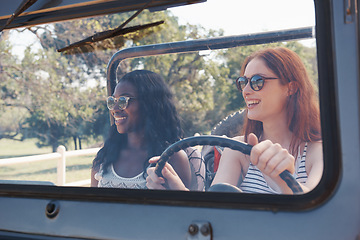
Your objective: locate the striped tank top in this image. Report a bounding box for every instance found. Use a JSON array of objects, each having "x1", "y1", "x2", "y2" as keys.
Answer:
[{"x1": 239, "y1": 143, "x2": 308, "y2": 194}]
